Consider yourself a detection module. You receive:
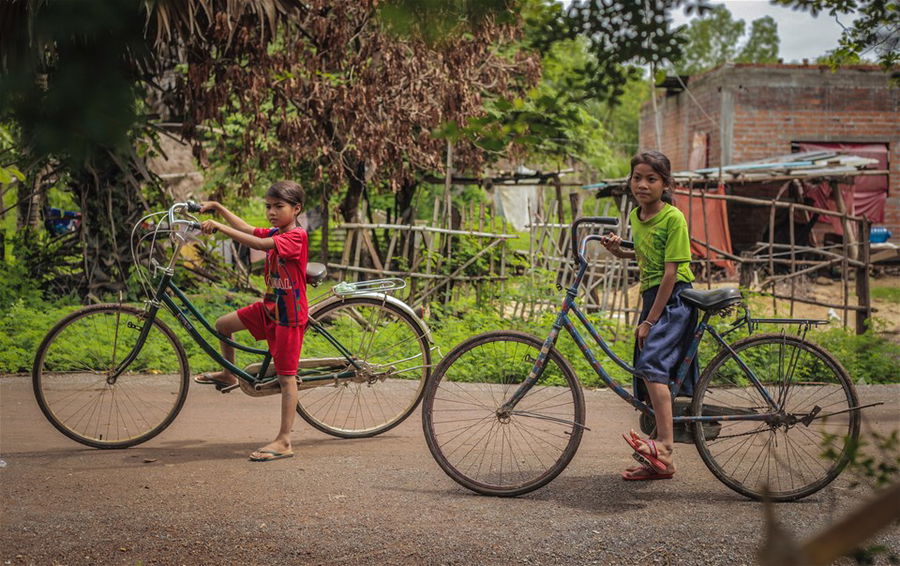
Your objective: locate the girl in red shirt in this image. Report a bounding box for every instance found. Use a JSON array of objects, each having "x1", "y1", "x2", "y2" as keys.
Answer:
[{"x1": 196, "y1": 180, "x2": 308, "y2": 462}]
